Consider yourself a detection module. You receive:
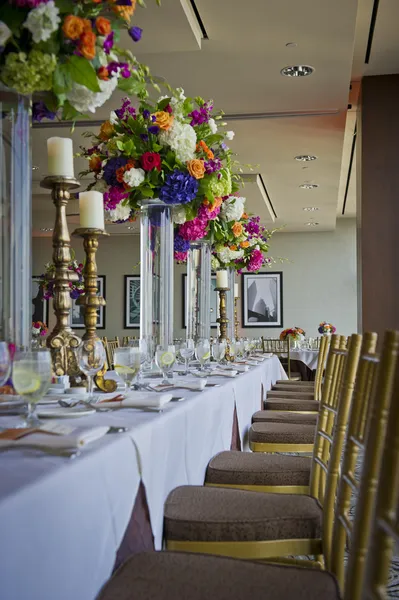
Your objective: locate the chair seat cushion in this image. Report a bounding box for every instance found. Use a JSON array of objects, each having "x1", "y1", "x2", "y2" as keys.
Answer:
[
  {"x1": 265, "y1": 398, "x2": 320, "y2": 412},
  {"x1": 252, "y1": 411, "x2": 318, "y2": 425},
  {"x1": 276, "y1": 379, "x2": 311, "y2": 385},
  {"x1": 164, "y1": 486, "x2": 322, "y2": 542},
  {"x1": 267, "y1": 390, "x2": 315, "y2": 400},
  {"x1": 273, "y1": 383, "x2": 314, "y2": 391},
  {"x1": 205, "y1": 451, "x2": 312, "y2": 487},
  {"x1": 98, "y1": 551, "x2": 341, "y2": 600},
  {"x1": 249, "y1": 422, "x2": 316, "y2": 445}
]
